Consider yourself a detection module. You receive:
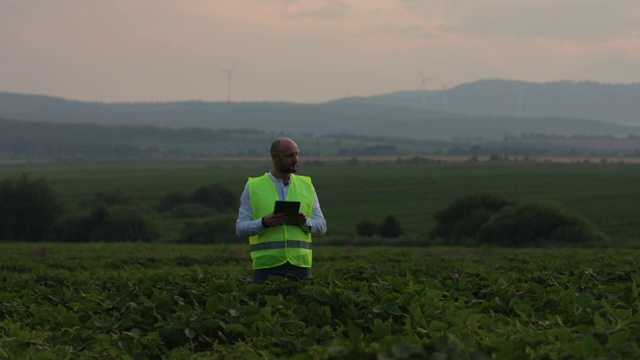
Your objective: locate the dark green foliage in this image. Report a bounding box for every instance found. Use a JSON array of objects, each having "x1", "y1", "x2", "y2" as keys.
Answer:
[
  {"x1": 356, "y1": 219, "x2": 378, "y2": 237},
  {"x1": 47, "y1": 205, "x2": 159, "y2": 243},
  {"x1": 78, "y1": 188, "x2": 139, "y2": 209},
  {"x1": 155, "y1": 189, "x2": 189, "y2": 212},
  {"x1": 98, "y1": 205, "x2": 159, "y2": 242},
  {"x1": 46, "y1": 213, "x2": 91, "y2": 243},
  {"x1": 0, "y1": 173, "x2": 60, "y2": 241},
  {"x1": 191, "y1": 184, "x2": 237, "y2": 211},
  {"x1": 169, "y1": 203, "x2": 215, "y2": 219},
  {"x1": 1, "y1": 244, "x2": 640, "y2": 358},
  {"x1": 378, "y1": 214, "x2": 403, "y2": 238},
  {"x1": 429, "y1": 193, "x2": 516, "y2": 246},
  {"x1": 356, "y1": 215, "x2": 403, "y2": 238},
  {"x1": 178, "y1": 215, "x2": 238, "y2": 244},
  {"x1": 430, "y1": 193, "x2": 607, "y2": 247},
  {"x1": 477, "y1": 202, "x2": 608, "y2": 247},
  {"x1": 157, "y1": 184, "x2": 237, "y2": 218}
]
